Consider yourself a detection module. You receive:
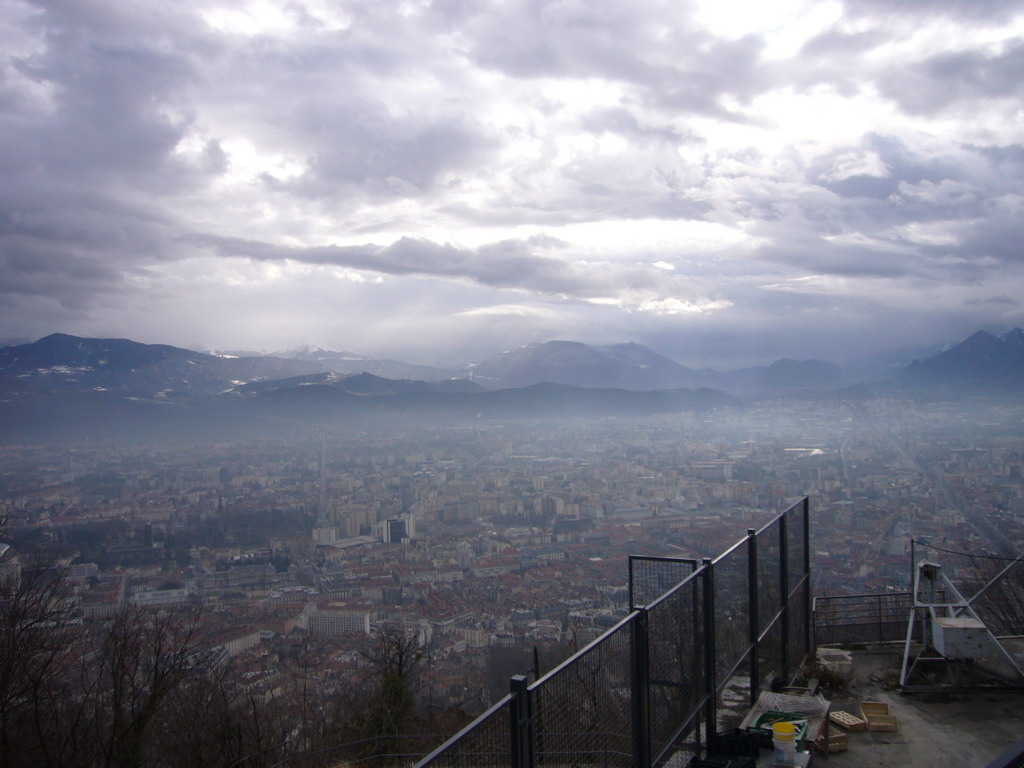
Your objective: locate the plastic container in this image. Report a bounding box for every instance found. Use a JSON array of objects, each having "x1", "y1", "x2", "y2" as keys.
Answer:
[
  {"x1": 772, "y1": 721, "x2": 797, "y2": 765},
  {"x1": 753, "y1": 711, "x2": 808, "y2": 741}
]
